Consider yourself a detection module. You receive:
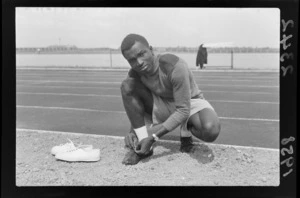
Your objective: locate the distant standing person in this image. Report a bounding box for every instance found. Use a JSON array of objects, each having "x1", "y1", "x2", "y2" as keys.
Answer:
[{"x1": 196, "y1": 44, "x2": 208, "y2": 69}]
